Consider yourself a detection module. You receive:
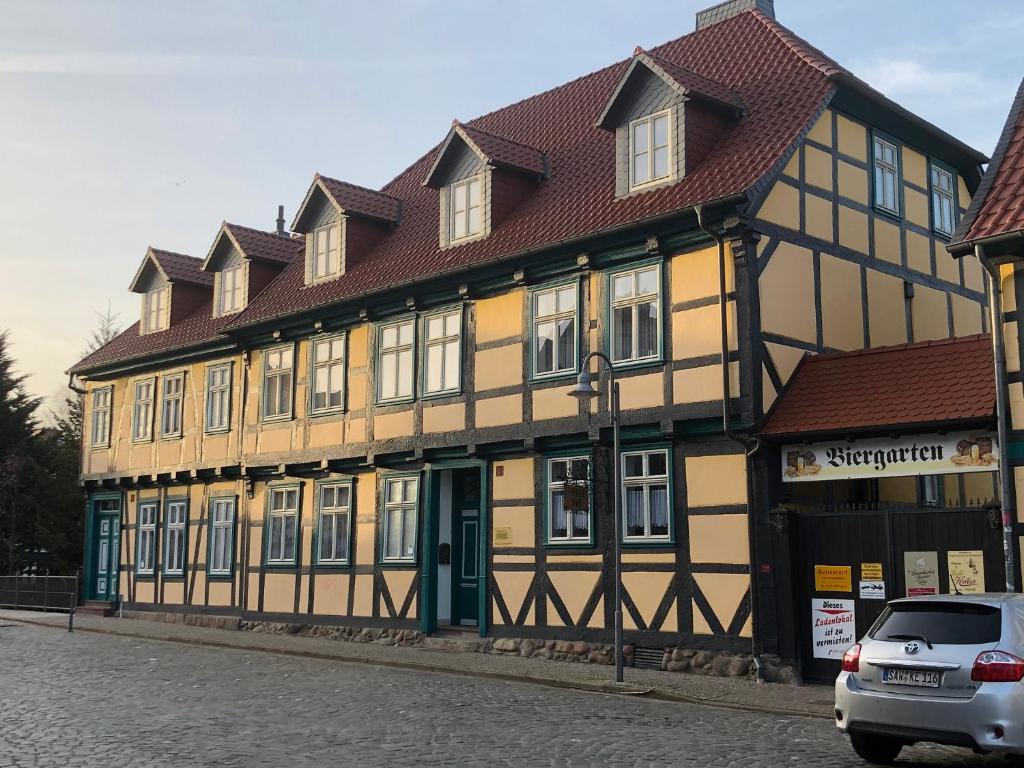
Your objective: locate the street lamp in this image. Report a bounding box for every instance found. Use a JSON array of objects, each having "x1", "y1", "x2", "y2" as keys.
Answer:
[{"x1": 569, "y1": 352, "x2": 623, "y2": 683}]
